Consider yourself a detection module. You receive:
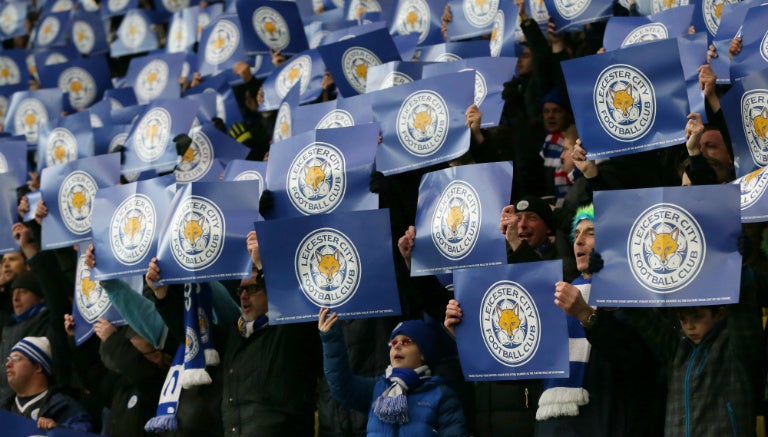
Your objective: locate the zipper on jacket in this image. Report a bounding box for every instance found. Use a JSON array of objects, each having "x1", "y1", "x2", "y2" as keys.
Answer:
[
  {"x1": 726, "y1": 401, "x2": 738, "y2": 436},
  {"x1": 696, "y1": 348, "x2": 709, "y2": 375}
]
